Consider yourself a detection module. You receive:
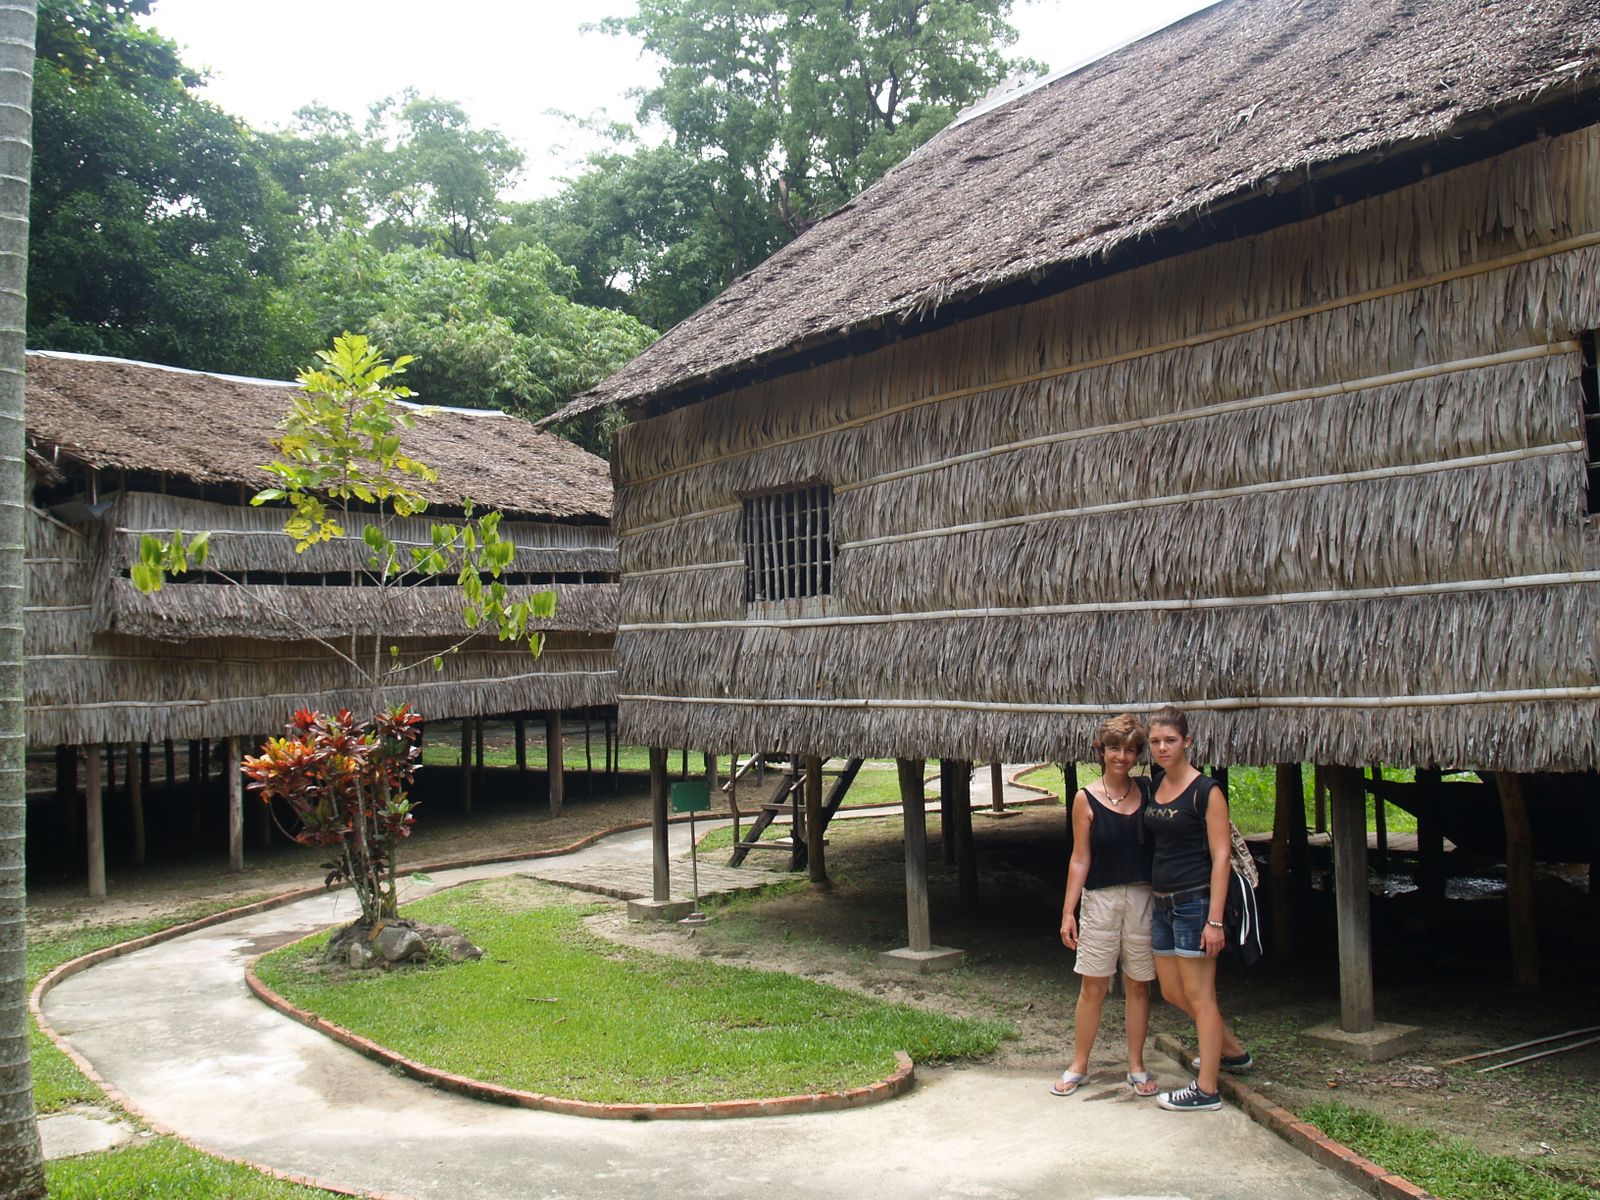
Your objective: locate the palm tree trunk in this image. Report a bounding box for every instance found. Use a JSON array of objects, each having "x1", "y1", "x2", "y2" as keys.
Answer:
[{"x1": 0, "y1": 3, "x2": 43, "y2": 1195}]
